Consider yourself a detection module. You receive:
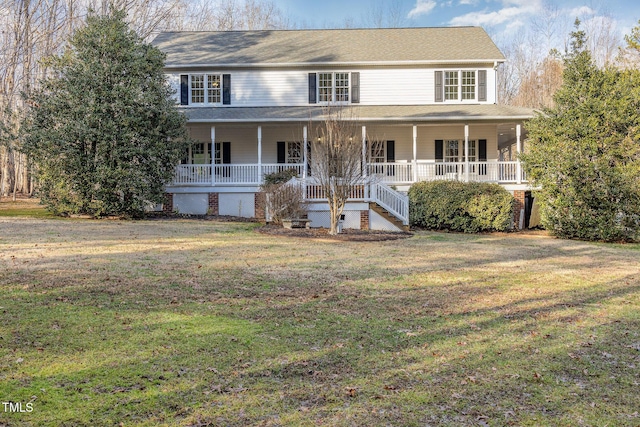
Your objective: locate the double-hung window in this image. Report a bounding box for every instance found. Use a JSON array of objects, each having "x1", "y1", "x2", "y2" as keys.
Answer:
[
  {"x1": 444, "y1": 71, "x2": 459, "y2": 101},
  {"x1": 437, "y1": 70, "x2": 482, "y2": 102},
  {"x1": 190, "y1": 74, "x2": 221, "y2": 105},
  {"x1": 318, "y1": 72, "x2": 349, "y2": 103},
  {"x1": 445, "y1": 71, "x2": 476, "y2": 101},
  {"x1": 287, "y1": 142, "x2": 302, "y2": 163}
]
